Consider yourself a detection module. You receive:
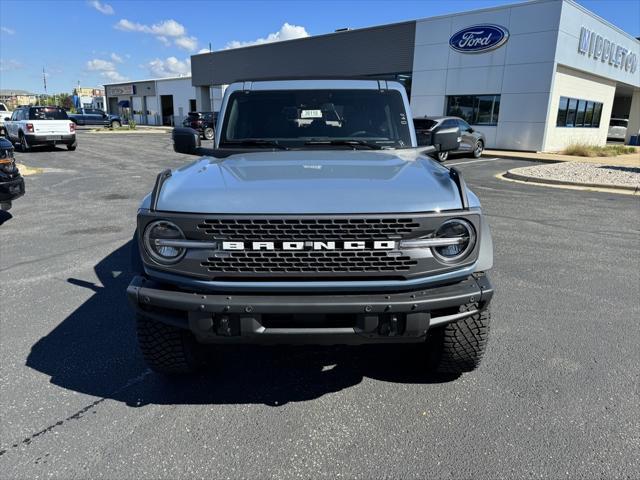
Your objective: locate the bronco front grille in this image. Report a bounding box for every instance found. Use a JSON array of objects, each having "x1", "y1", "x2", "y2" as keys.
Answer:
[
  {"x1": 196, "y1": 217, "x2": 421, "y2": 241},
  {"x1": 201, "y1": 250, "x2": 418, "y2": 274}
]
